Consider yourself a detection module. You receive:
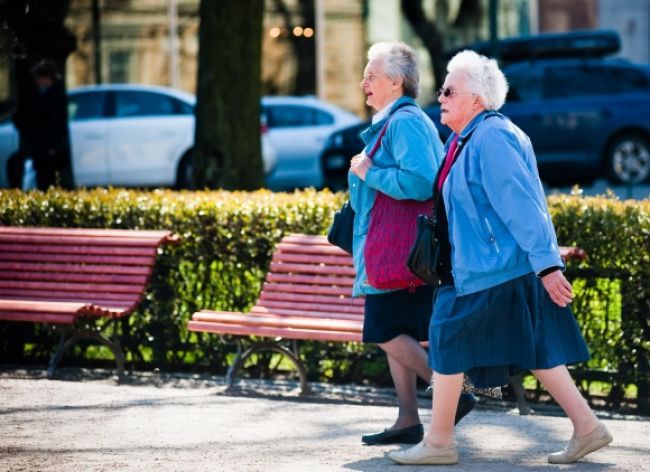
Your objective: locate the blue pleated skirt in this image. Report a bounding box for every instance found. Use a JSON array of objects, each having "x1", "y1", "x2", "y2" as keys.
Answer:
[{"x1": 428, "y1": 272, "x2": 590, "y2": 388}]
